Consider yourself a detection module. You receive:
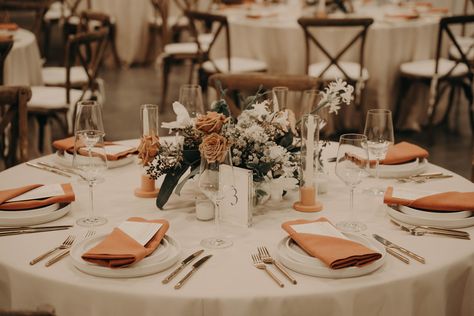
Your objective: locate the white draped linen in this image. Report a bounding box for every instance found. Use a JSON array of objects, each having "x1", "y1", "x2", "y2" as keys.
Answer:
[
  {"x1": 4, "y1": 29, "x2": 43, "y2": 86},
  {"x1": 0, "y1": 141, "x2": 473, "y2": 316}
]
